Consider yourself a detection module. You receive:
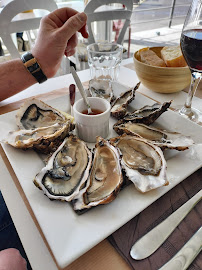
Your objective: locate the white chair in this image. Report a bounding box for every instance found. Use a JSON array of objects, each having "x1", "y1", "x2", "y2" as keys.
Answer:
[
  {"x1": 73, "y1": 0, "x2": 133, "y2": 70},
  {"x1": 0, "y1": 0, "x2": 58, "y2": 59},
  {"x1": 84, "y1": 0, "x2": 133, "y2": 47}
]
